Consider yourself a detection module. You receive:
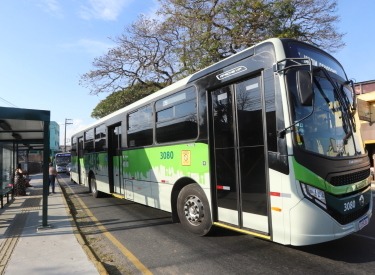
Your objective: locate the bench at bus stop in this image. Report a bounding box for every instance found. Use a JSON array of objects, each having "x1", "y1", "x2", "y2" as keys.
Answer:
[{"x1": 0, "y1": 183, "x2": 14, "y2": 209}]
